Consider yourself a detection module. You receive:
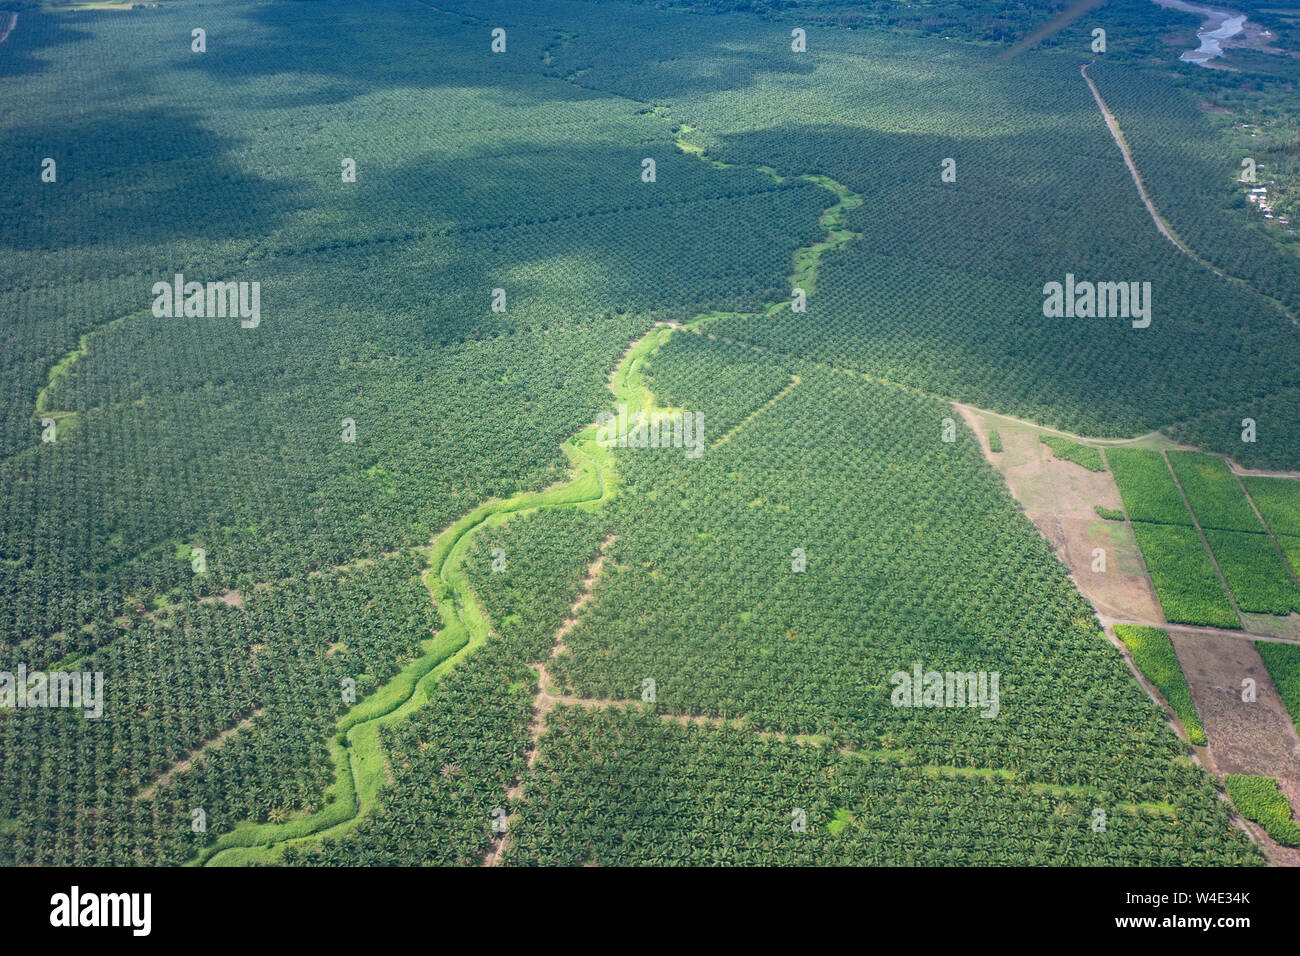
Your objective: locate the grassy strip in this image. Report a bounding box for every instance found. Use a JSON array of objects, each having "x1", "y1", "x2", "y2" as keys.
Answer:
[
  {"x1": 1242, "y1": 476, "x2": 1300, "y2": 537},
  {"x1": 200, "y1": 438, "x2": 614, "y2": 866},
  {"x1": 1130, "y1": 522, "x2": 1239, "y2": 629},
  {"x1": 790, "y1": 174, "x2": 862, "y2": 297},
  {"x1": 674, "y1": 127, "x2": 860, "y2": 307},
  {"x1": 198, "y1": 127, "x2": 866, "y2": 866},
  {"x1": 1256, "y1": 641, "x2": 1300, "y2": 738},
  {"x1": 1040, "y1": 435, "x2": 1104, "y2": 472},
  {"x1": 1114, "y1": 624, "x2": 1206, "y2": 745},
  {"x1": 197, "y1": 604, "x2": 473, "y2": 864},
  {"x1": 1108, "y1": 448, "x2": 1193, "y2": 526},
  {"x1": 1168, "y1": 451, "x2": 1264, "y2": 533},
  {"x1": 1203, "y1": 530, "x2": 1300, "y2": 616},
  {"x1": 1224, "y1": 775, "x2": 1300, "y2": 845},
  {"x1": 1095, "y1": 505, "x2": 1124, "y2": 521}
]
